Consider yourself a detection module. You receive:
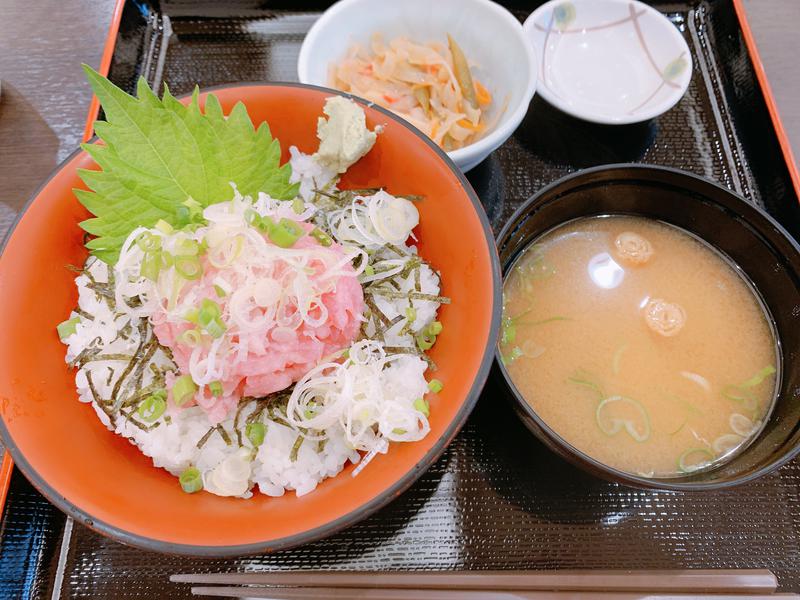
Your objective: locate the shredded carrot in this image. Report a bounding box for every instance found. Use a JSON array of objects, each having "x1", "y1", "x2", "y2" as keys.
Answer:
[
  {"x1": 475, "y1": 80, "x2": 492, "y2": 106},
  {"x1": 330, "y1": 34, "x2": 492, "y2": 151},
  {"x1": 457, "y1": 118, "x2": 485, "y2": 132}
]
